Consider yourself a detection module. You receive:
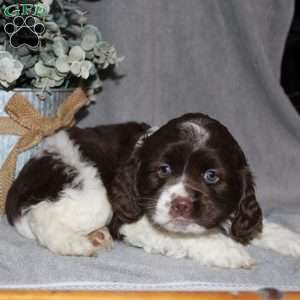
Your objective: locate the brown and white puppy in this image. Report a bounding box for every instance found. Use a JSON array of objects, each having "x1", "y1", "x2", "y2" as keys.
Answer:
[
  {"x1": 110, "y1": 113, "x2": 262, "y2": 243},
  {"x1": 5, "y1": 113, "x2": 300, "y2": 268}
]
